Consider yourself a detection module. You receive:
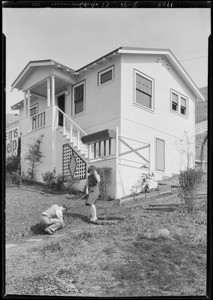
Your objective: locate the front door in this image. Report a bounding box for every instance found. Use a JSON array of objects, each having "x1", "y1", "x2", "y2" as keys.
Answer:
[{"x1": 58, "y1": 94, "x2": 65, "y2": 126}]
